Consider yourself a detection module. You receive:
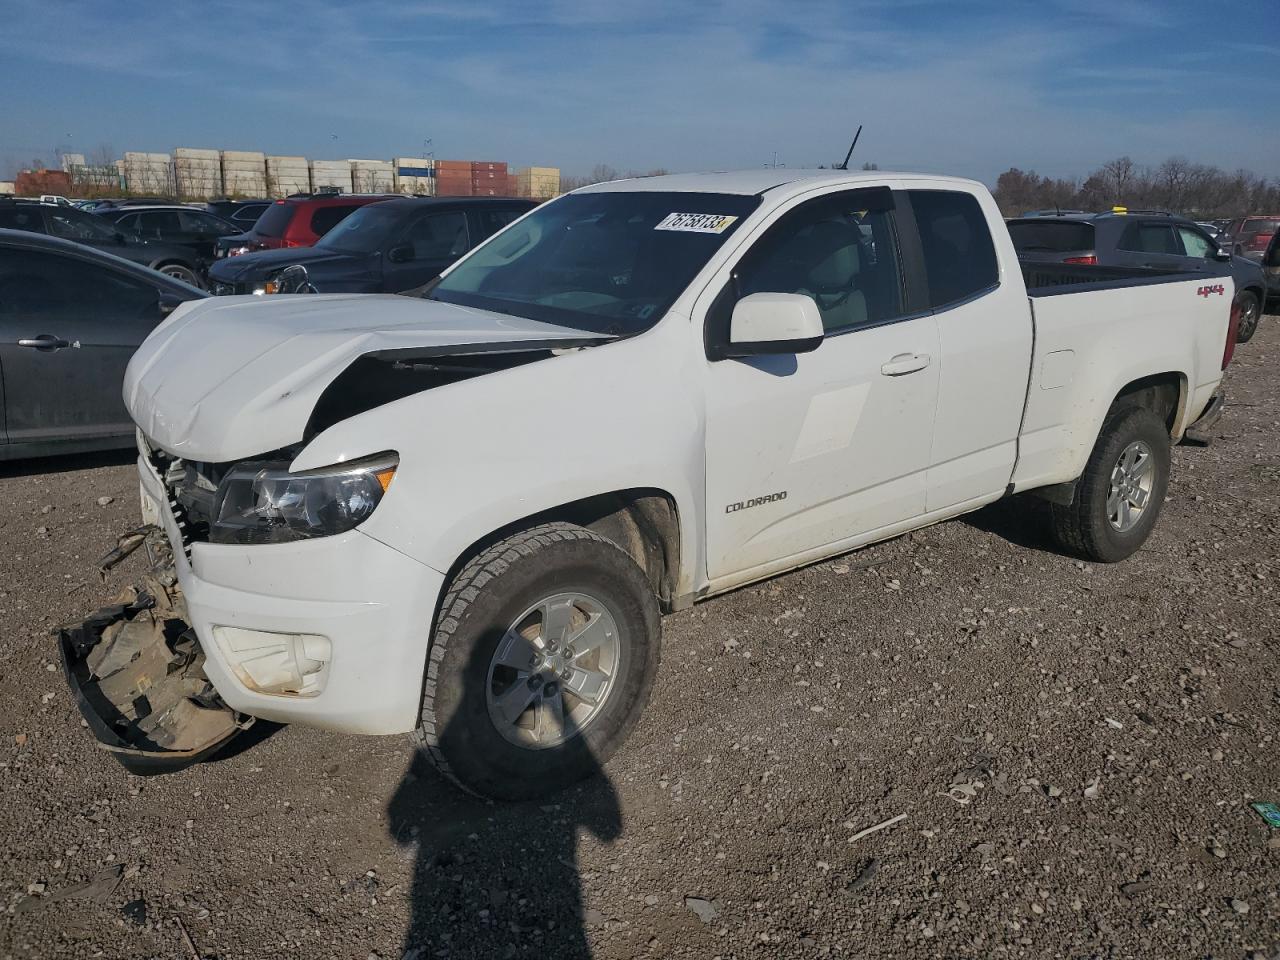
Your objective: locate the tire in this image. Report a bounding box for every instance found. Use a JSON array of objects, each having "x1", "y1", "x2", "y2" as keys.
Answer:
[
  {"x1": 1048, "y1": 405, "x2": 1171, "y2": 563},
  {"x1": 157, "y1": 263, "x2": 202, "y2": 288},
  {"x1": 413, "y1": 522, "x2": 661, "y2": 800},
  {"x1": 1234, "y1": 290, "x2": 1260, "y2": 344}
]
